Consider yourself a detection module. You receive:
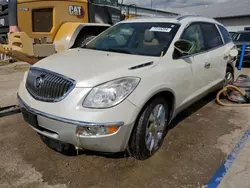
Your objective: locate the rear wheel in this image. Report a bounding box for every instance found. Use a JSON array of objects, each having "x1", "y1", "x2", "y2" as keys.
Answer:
[
  {"x1": 224, "y1": 66, "x2": 234, "y2": 86},
  {"x1": 129, "y1": 97, "x2": 169, "y2": 160}
]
